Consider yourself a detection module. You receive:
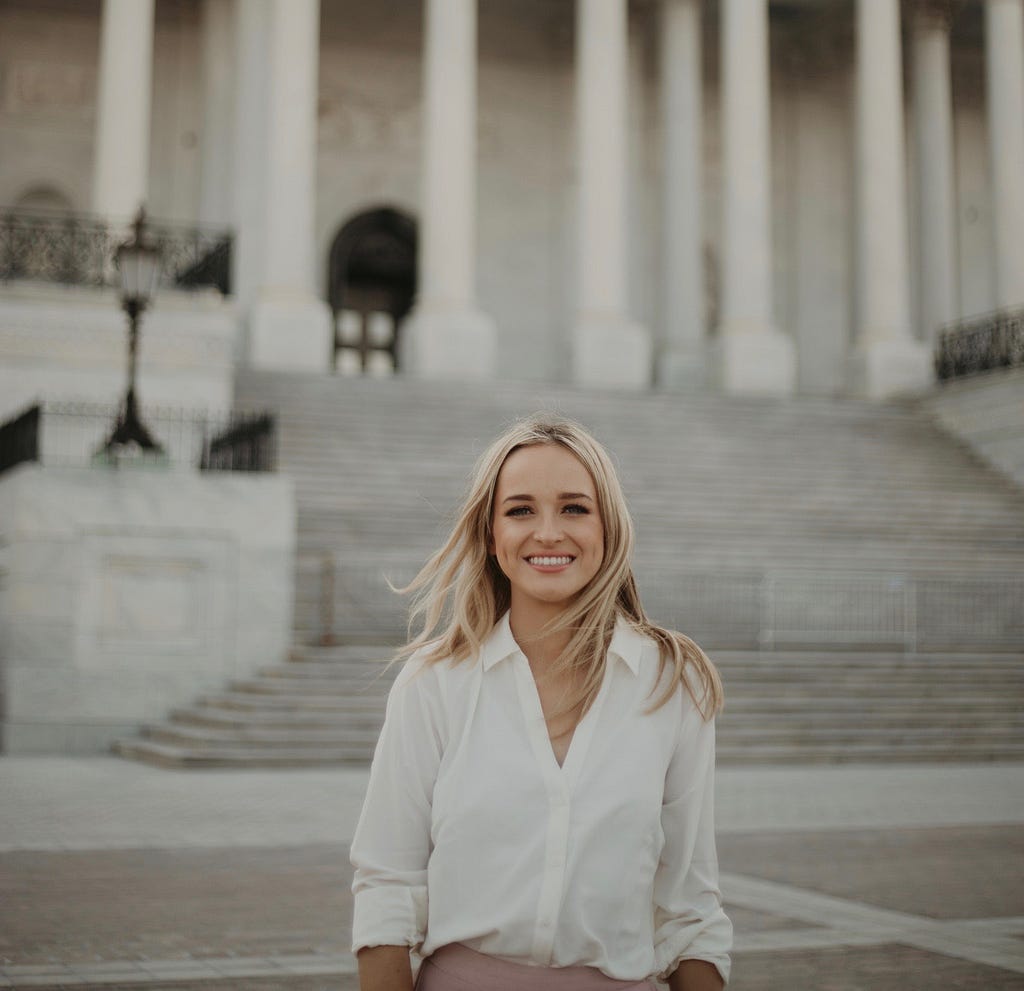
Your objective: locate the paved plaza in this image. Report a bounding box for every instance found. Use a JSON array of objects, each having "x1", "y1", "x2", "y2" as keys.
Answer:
[{"x1": 1, "y1": 758, "x2": 1022, "y2": 990}]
